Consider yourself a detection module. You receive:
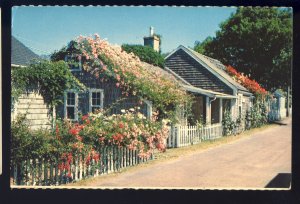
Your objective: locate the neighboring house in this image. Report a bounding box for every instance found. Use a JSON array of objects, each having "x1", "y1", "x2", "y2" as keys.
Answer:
[
  {"x1": 268, "y1": 90, "x2": 287, "y2": 121},
  {"x1": 11, "y1": 36, "x2": 51, "y2": 129},
  {"x1": 164, "y1": 45, "x2": 253, "y2": 125}
]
